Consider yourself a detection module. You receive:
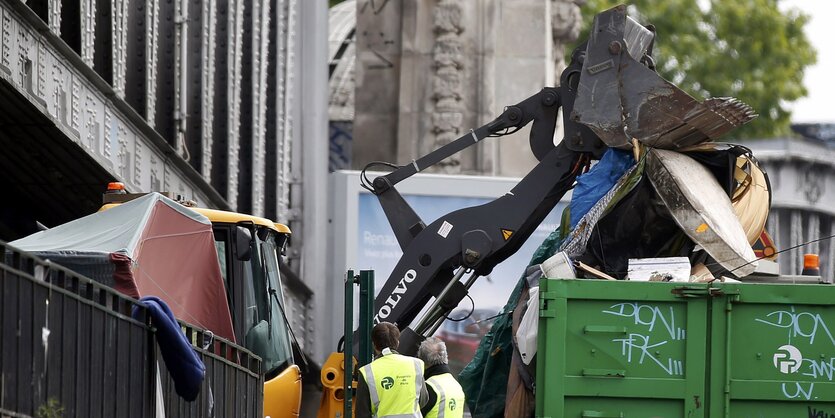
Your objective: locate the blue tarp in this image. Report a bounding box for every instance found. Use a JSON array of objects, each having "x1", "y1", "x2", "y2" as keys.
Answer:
[{"x1": 569, "y1": 148, "x2": 635, "y2": 229}]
